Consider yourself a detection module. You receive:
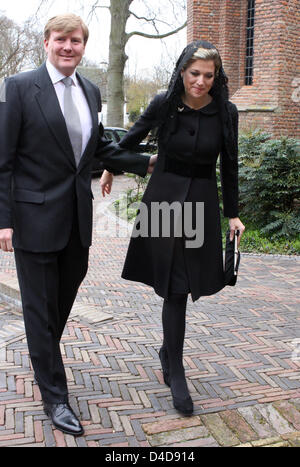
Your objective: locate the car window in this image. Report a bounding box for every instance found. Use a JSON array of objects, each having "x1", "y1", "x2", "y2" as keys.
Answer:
[
  {"x1": 104, "y1": 130, "x2": 114, "y2": 141},
  {"x1": 115, "y1": 130, "x2": 127, "y2": 140}
]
